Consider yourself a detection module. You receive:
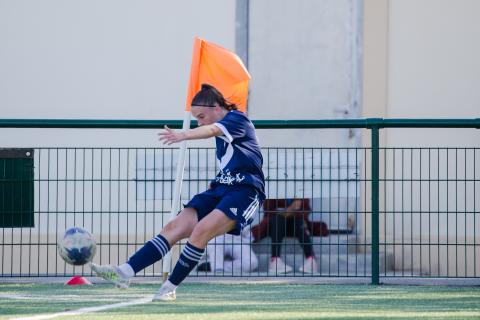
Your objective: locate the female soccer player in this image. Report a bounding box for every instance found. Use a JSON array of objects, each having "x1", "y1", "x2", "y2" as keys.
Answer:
[{"x1": 91, "y1": 84, "x2": 265, "y2": 301}]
